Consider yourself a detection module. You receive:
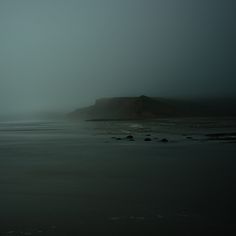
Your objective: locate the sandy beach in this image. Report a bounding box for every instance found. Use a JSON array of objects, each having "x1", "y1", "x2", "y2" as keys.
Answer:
[{"x1": 0, "y1": 118, "x2": 236, "y2": 235}]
